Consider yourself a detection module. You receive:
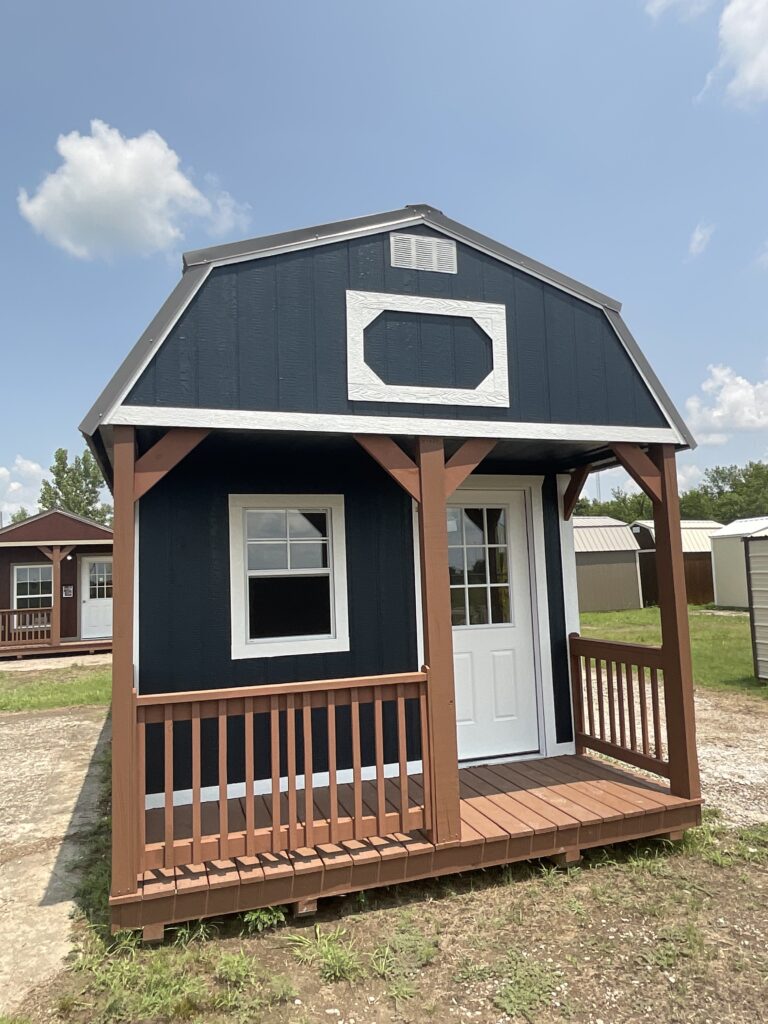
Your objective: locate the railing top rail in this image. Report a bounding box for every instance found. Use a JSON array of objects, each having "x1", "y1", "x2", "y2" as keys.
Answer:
[
  {"x1": 0, "y1": 607, "x2": 52, "y2": 615},
  {"x1": 569, "y1": 633, "x2": 664, "y2": 667},
  {"x1": 135, "y1": 669, "x2": 429, "y2": 708}
]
